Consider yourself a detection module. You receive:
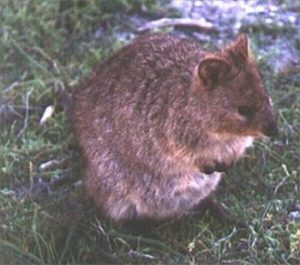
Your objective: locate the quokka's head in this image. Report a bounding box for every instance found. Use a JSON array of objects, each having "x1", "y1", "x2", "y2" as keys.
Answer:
[{"x1": 193, "y1": 34, "x2": 277, "y2": 139}]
